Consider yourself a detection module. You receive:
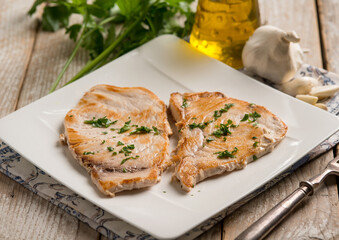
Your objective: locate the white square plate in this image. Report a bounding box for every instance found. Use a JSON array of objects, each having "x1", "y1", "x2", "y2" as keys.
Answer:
[{"x1": 1, "y1": 35, "x2": 338, "y2": 239}]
